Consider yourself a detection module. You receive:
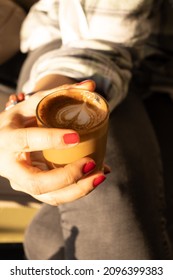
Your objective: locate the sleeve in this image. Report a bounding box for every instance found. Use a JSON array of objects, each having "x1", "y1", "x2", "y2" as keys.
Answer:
[
  {"x1": 20, "y1": 0, "x2": 61, "y2": 52},
  {"x1": 21, "y1": 0, "x2": 160, "y2": 112}
]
